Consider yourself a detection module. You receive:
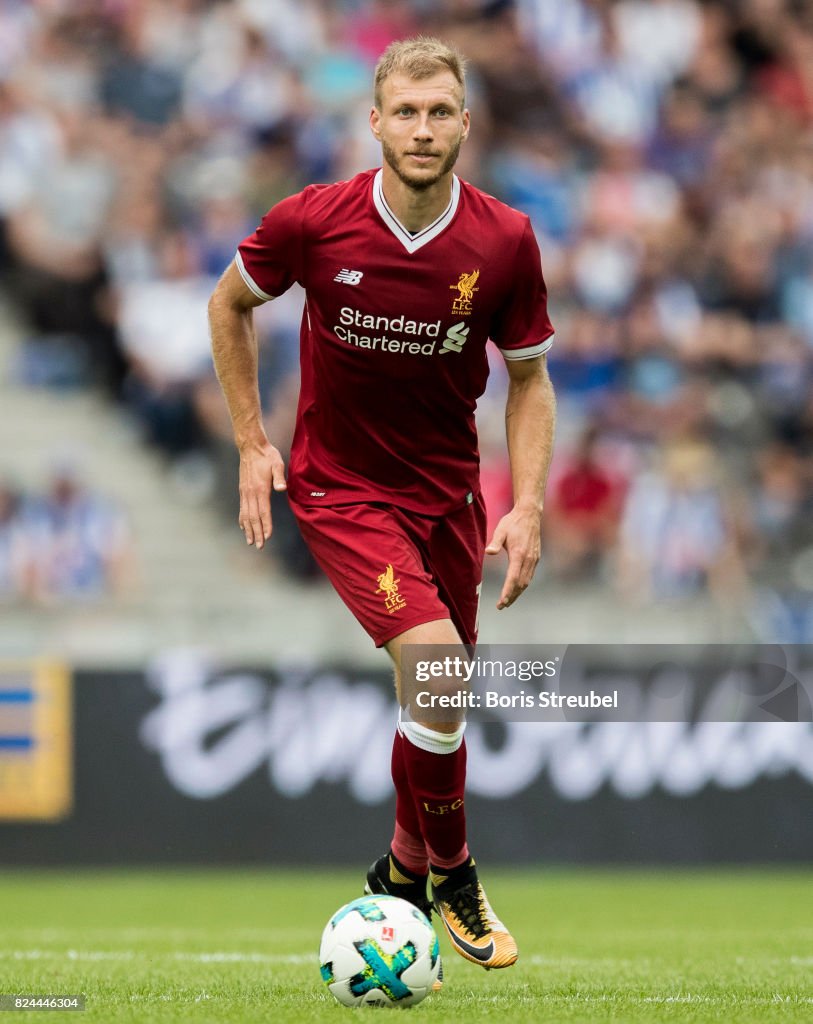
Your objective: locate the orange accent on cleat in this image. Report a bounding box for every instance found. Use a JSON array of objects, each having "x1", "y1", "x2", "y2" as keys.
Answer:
[{"x1": 433, "y1": 875, "x2": 518, "y2": 970}]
